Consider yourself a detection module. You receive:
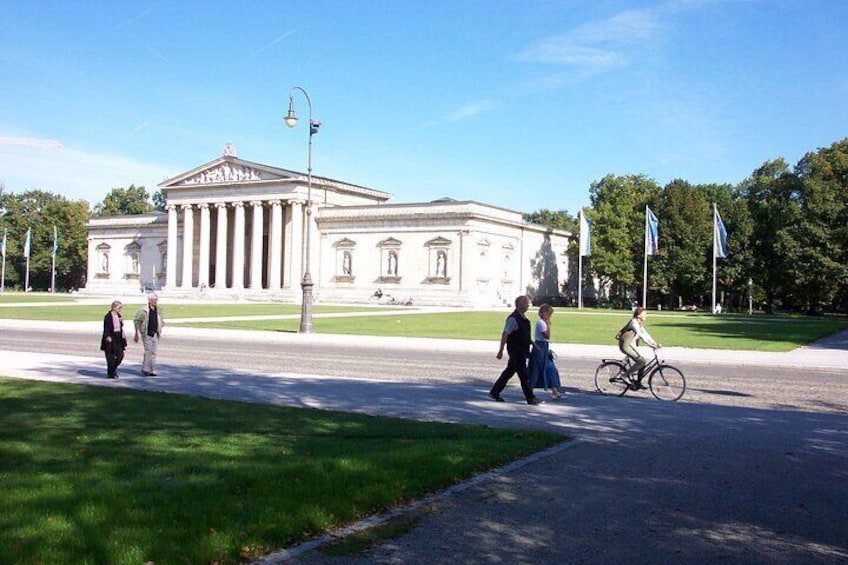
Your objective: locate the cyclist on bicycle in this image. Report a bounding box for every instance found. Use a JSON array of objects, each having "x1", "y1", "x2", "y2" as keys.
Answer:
[{"x1": 615, "y1": 307, "x2": 661, "y2": 388}]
